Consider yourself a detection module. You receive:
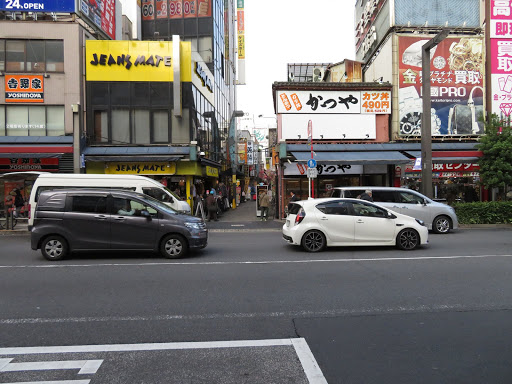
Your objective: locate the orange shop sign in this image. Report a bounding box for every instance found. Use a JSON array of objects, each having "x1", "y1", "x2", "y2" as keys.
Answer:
[{"x1": 5, "y1": 75, "x2": 44, "y2": 103}]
